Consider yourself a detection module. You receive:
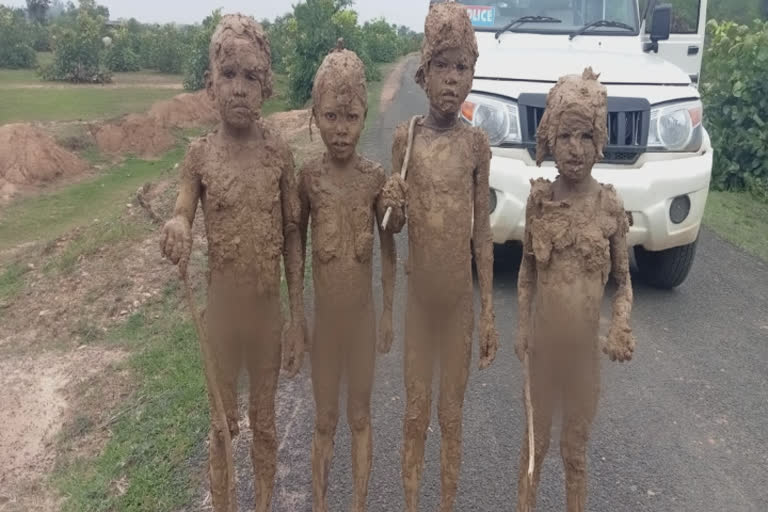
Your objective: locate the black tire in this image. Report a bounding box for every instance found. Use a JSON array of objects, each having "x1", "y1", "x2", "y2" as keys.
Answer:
[{"x1": 635, "y1": 239, "x2": 698, "y2": 289}]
